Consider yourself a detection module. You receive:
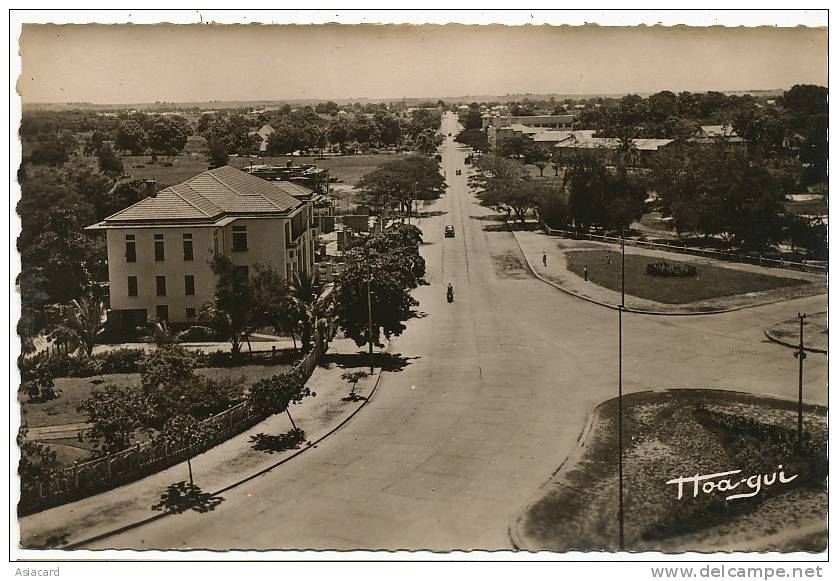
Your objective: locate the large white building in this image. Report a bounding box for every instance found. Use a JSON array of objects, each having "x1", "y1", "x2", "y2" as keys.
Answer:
[{"x1": 86, "y1": 166, "x2": 317, "y2": 334}]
